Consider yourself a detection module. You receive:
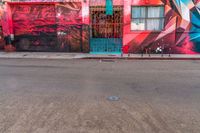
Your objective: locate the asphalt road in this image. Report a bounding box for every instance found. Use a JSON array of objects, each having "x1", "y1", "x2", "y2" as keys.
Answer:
[{"x1": 0, "y1": 59, "x2": 200, "y2": 133}]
